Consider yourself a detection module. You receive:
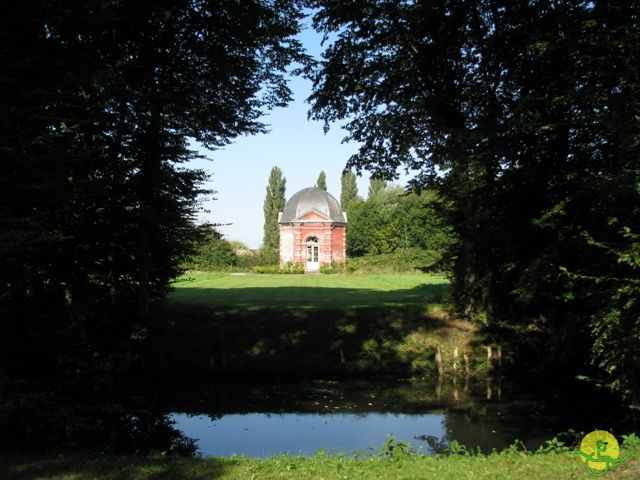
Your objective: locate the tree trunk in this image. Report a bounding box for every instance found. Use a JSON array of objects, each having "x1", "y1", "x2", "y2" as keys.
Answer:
[{"x1": 136, "y1": 106, "x2": 161, "y2": 320}]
